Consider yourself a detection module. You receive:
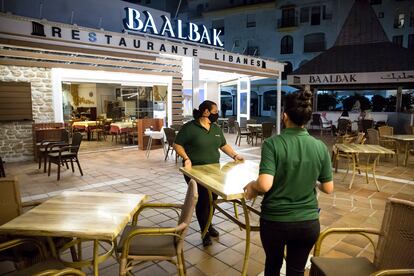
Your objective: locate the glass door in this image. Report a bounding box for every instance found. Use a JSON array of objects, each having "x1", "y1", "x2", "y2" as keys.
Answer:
[{"x1": 237, "y1": 77, "x2": 250, "y2": 127}]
